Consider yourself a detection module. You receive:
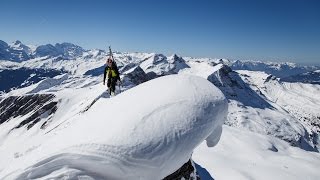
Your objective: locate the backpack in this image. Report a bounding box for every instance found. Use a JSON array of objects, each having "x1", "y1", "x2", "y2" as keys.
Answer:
[{"x1": 107, "y1": 61, "x2": 120, "y2": 80}]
